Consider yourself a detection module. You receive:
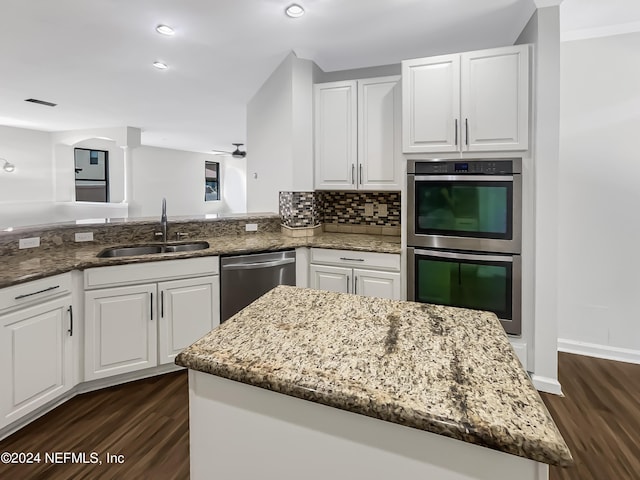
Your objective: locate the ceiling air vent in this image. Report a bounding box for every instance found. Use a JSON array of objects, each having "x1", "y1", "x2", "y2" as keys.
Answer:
[{"x1": 25, "y1": 98, "x2": 57, "y2": 107}]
